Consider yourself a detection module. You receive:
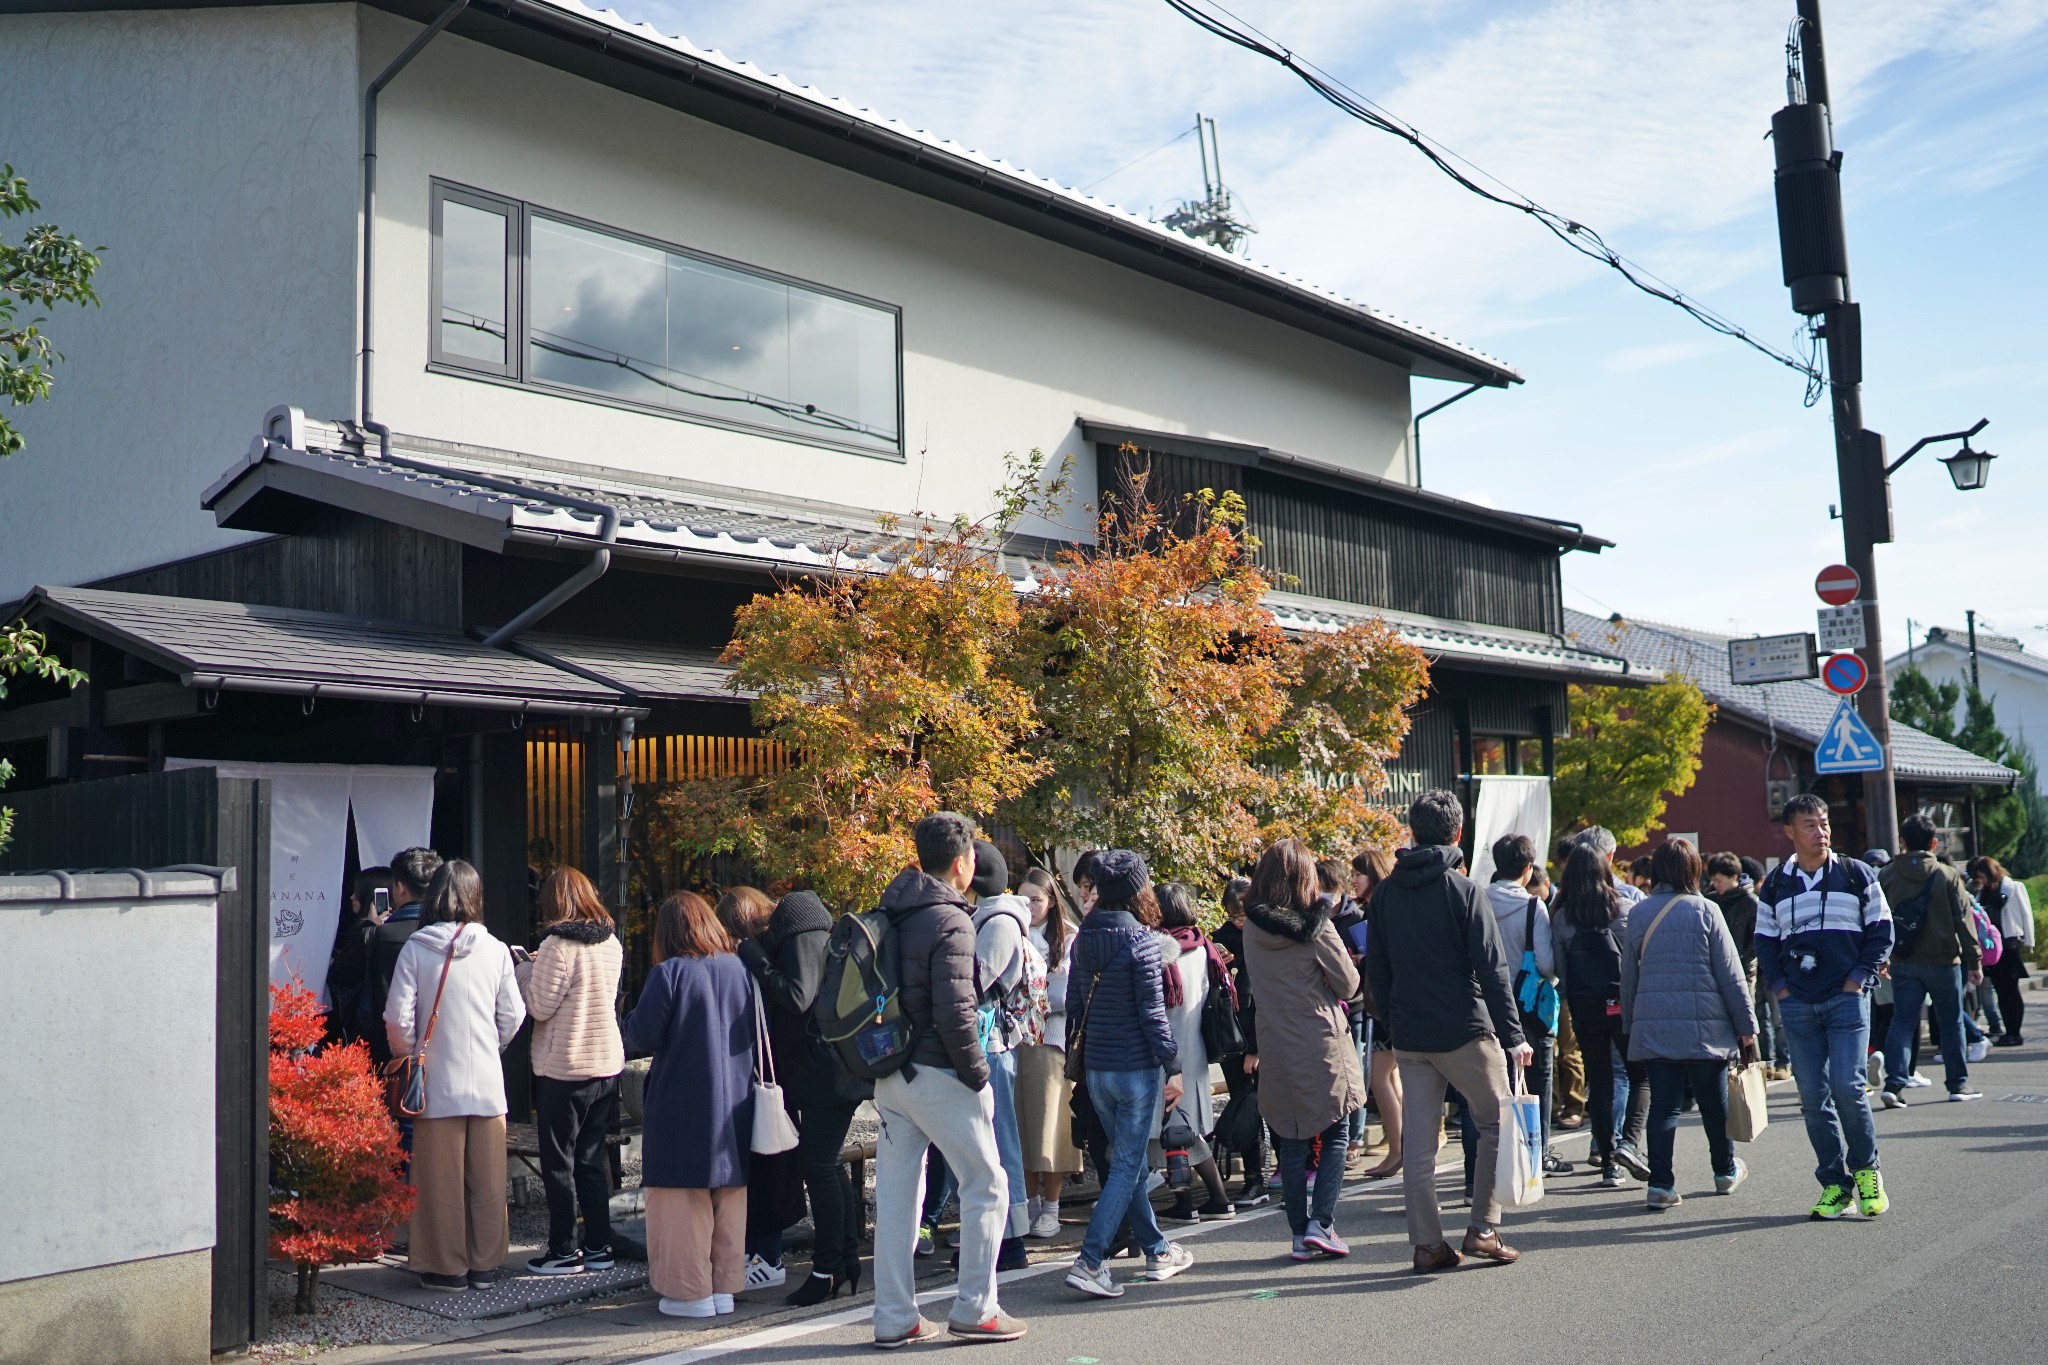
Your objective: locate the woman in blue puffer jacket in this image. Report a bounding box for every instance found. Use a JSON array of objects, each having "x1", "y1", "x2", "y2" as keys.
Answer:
[
  {"x1": 1621, "y1": 838, "x2": 1760, "y2": 1211},
  {"x1": 1062, "y1": 850, "x2": 1194, "y2": 1301}
]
